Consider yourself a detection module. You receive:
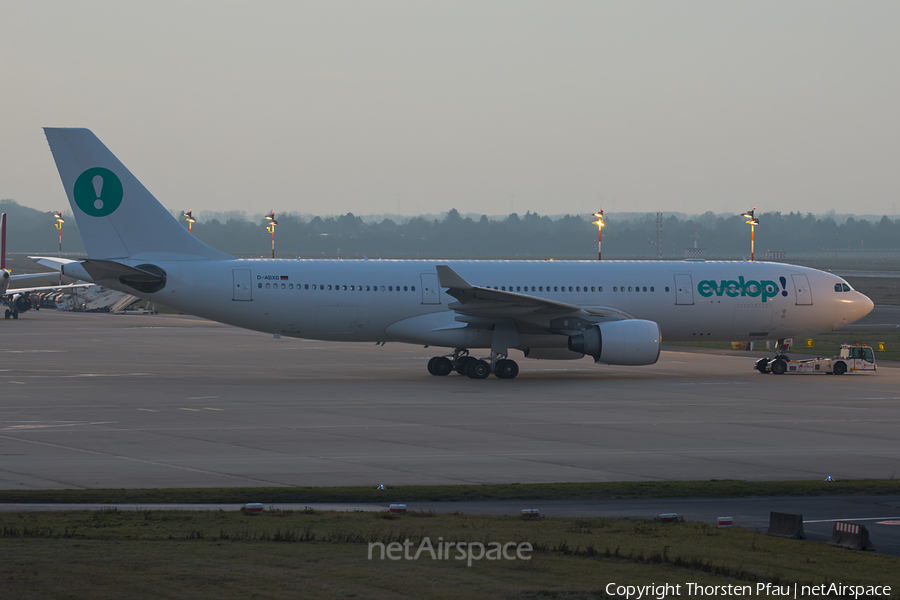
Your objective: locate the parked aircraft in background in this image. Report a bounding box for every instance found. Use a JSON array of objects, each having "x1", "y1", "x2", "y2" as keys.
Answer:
[
  {"x1": 41, "y1": 128, "x2": 873, "y2": 377},
  {"x1": 1, "y1": 213, "x2": 91, "y2": 319}
]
